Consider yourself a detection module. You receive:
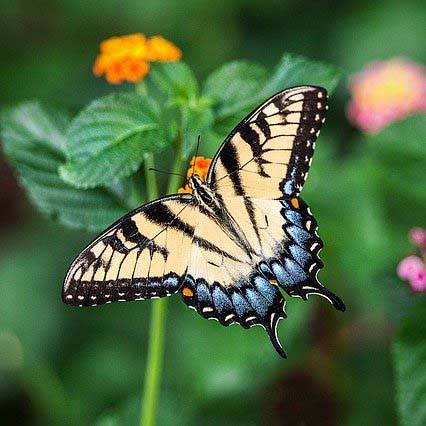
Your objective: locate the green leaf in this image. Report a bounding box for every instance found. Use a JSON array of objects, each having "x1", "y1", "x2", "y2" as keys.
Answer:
[
  {"x1": 366, "y1": 115, "x2": 426, "y2": 203},
  {"x1": 207, "y1": 54, "x2": 340, "y2": 146},
  {"x1": 60, "y1": 93, "x2": 167, "y2": 189},
  {"x1": 1, "y1": 101, "x2": 127, "y2": 231},
  {"x1": 260, "y1": 53, "x2": 341, "y2": 98},
  {"x1": 149, "y1": 61, "x2": 199, "y2": 102},
  {"x1": 202, "y1": 60, "x2": 267, "y2": 119},
  {"x1": 367, "y1": 114, "x2": 426, "y2": 160},
  {"x1": 181, "y1": 101, "x2": 215, "y2": 158},
  {"x1": 393, "y1": 299, "x2": 426, "y2": 426}
]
